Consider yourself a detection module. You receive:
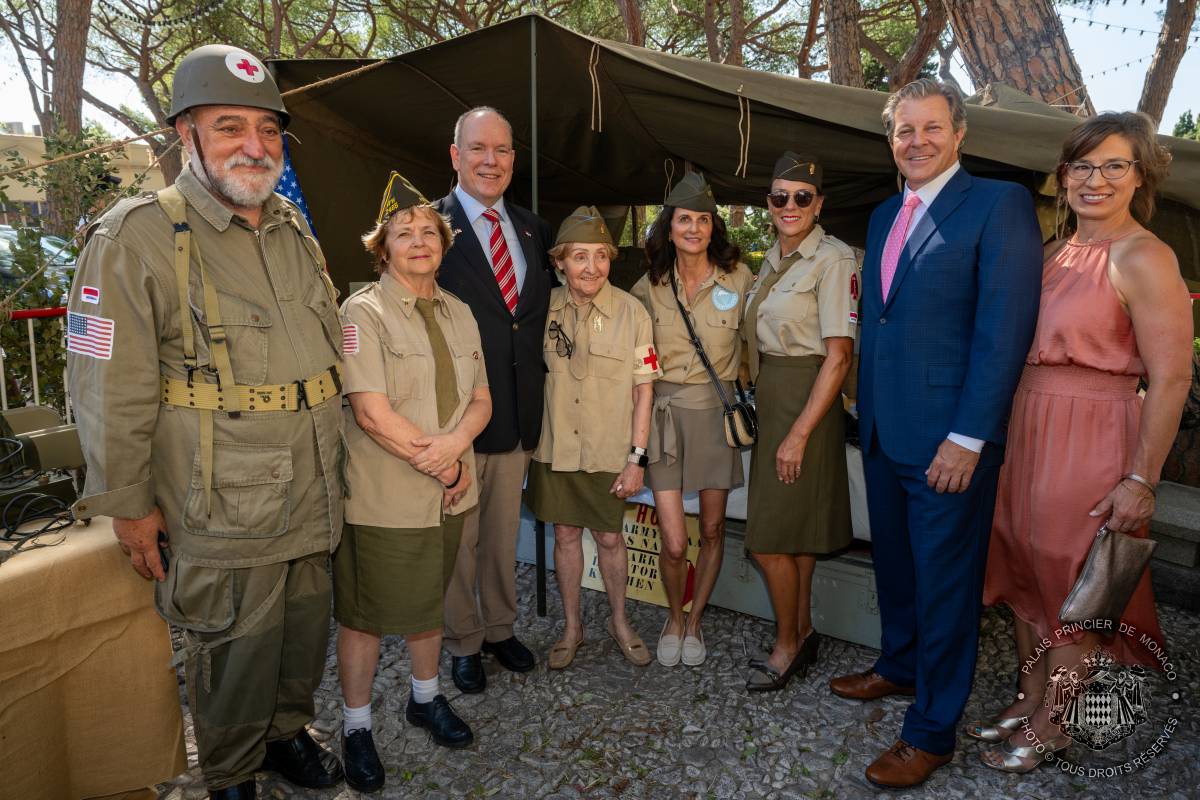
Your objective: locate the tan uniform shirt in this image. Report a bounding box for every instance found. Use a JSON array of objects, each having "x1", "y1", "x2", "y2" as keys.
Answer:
[
  {"x1": 533, "y1": 282, "x2": 660, "y2": 474},
  {"x1": 68, "y1": 165, "x2": 344, "y2": 569},
  {"x1": 340, "y1": 273, "x2": 487, "y2": 528},
  {"x1": 749, "y1": 226, "x2": 861, "y2": 361},
  {"x1": 630, "y1": 262, "x2": 754, "y2": 384}
]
